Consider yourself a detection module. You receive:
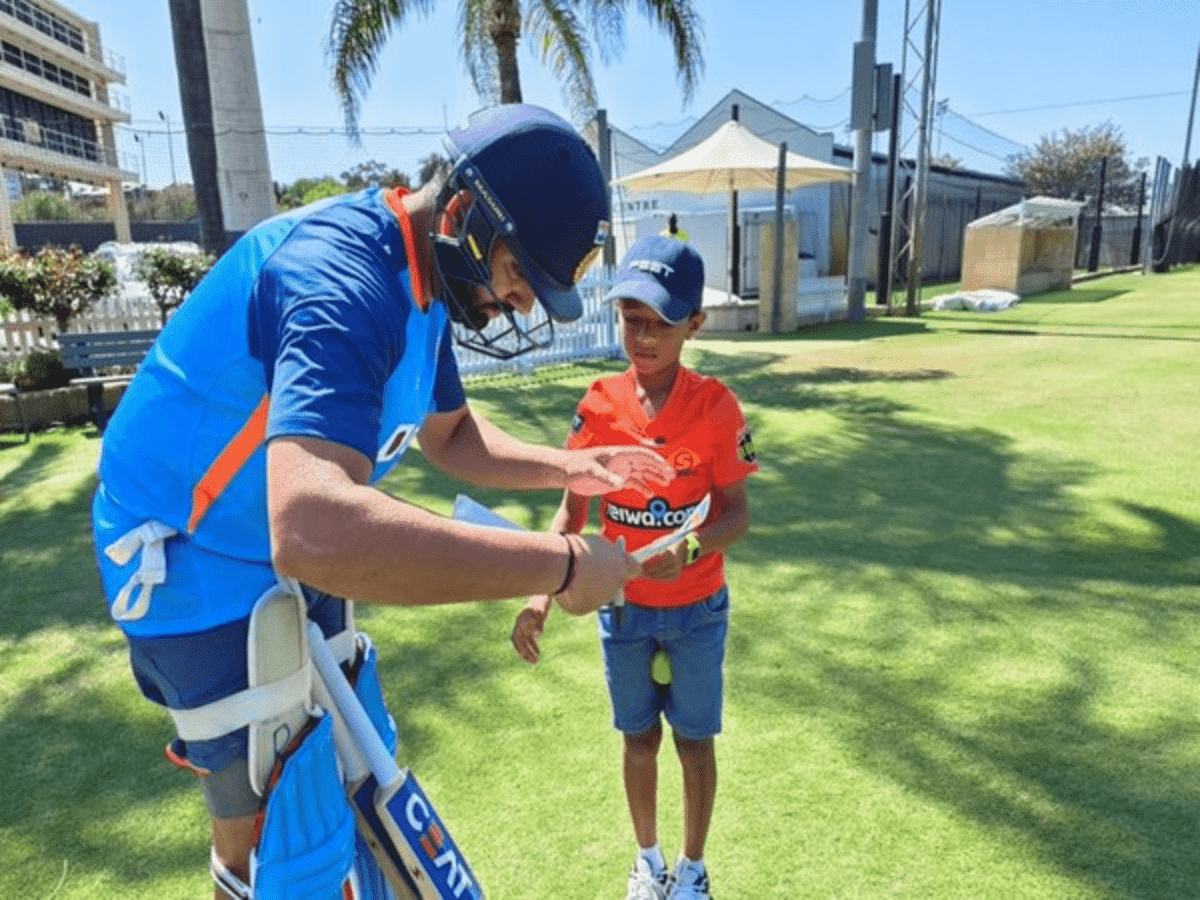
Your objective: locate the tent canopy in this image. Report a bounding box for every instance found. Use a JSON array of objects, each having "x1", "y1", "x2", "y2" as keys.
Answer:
[{"x1": 613, "y1": 120, "x2": 852, "y2": 194}]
